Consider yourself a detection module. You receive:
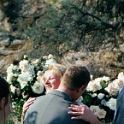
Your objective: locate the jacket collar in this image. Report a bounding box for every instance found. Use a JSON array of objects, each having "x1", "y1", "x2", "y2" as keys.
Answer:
[{"x1": 47, "y1": 89, "x2": 72, "y2": 101}]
